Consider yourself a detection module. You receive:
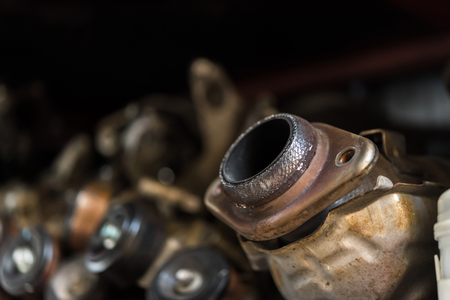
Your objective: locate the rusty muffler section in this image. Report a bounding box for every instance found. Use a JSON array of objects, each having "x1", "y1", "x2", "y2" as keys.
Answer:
[{"x1": 205, "y1": 113, "x2": 450, "y2": 299}]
